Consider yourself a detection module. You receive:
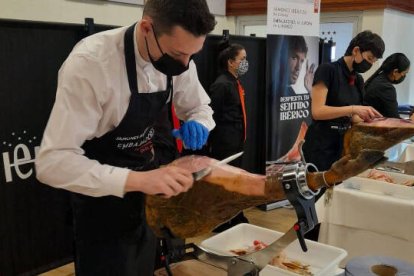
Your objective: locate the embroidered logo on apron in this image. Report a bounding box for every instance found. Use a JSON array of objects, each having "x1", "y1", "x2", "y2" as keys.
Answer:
[{"x1": 115, "y1": 126, "x2": 154, "y2": 154}]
